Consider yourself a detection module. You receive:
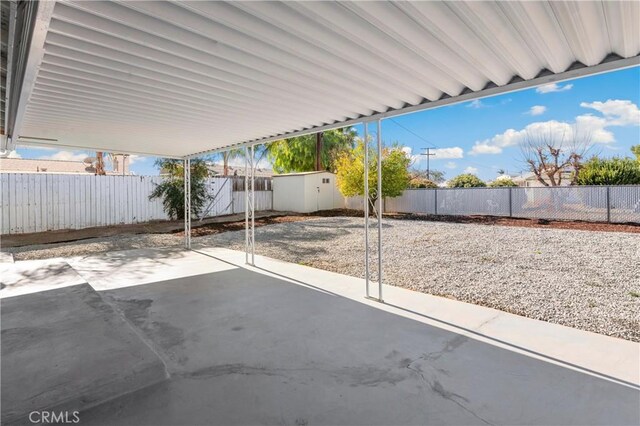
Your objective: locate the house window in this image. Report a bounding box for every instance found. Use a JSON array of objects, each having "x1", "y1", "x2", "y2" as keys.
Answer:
[{"x1": 322, "y1": 178, "x2": 330, "y2": 184}]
